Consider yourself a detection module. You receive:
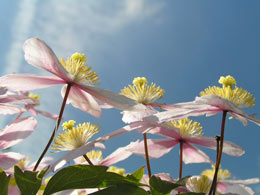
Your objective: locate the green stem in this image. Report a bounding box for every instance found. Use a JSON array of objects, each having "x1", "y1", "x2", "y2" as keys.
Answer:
[
  {"x1": 33, "y1": 84, "x2": 72, "y2": 171},
  {"x1": 179, "y1": 141, "x2": 183, "y2": 179},
  {"x1": 143, "y1": 133, "x2": 152, "y2": 178},
  {"x1": 209, "y1": 111, "x2": 227, "y2": 195}
]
